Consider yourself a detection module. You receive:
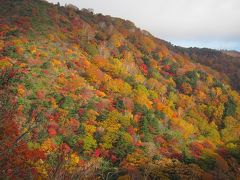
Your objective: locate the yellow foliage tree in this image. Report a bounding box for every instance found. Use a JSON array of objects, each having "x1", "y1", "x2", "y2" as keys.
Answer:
[
  {"x1": 105, "y1": 78, "x2": 132, "y2": 96},
  {"x1": 134, "y1": 85, "x2": 152, "y2": 109},
  {"x1": 100, "y1": 111, "x2": 121, "y2": 149}
]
